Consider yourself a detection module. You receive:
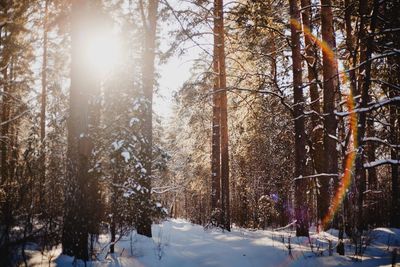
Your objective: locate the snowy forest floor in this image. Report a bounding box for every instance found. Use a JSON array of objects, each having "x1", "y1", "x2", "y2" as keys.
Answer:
[{"x1": 25, "y1": 219, "x2": 400, "y2": 267}]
